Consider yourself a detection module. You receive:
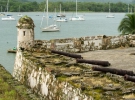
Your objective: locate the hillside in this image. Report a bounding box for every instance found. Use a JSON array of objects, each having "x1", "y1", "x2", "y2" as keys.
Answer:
[{"x1": 26, "y1": 0, "x2": 132, "y2": 3}]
